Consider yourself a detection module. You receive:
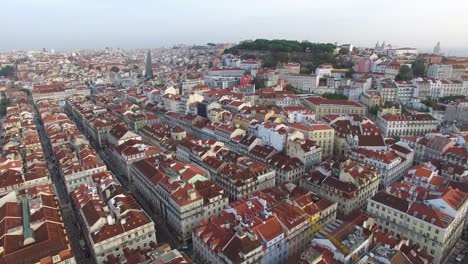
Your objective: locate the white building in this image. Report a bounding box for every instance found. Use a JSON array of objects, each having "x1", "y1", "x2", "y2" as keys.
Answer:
[
  {"x1": 428, "y1": 64, "x2": 453, "y2": 79},
  {"x1": 377, "y1": 113, "x2": 439, "y2": 137},
  {"x1": 284, "y1": 74, "x2": 319, "y2": 93}
]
